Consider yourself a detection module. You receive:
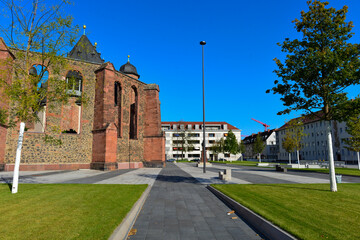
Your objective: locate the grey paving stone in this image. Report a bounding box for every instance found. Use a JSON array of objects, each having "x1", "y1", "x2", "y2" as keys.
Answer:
[
  {"x1": 61, "y1": 169, "x2": 135, "y2": 184},
  {"x1": 128, "y1": 163, "x2": 262, "y2": 240}
]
